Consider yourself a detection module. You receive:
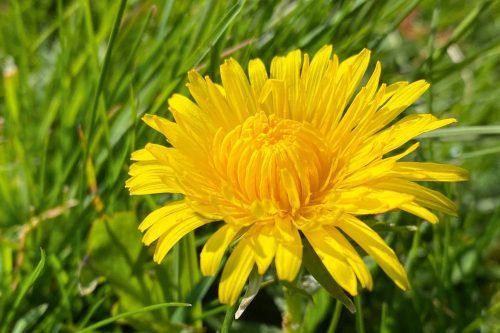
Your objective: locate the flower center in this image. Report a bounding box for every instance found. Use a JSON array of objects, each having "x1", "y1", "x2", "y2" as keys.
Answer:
[{"x1": 213, "y1": 111, "x2": 334, "y2": 218}]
